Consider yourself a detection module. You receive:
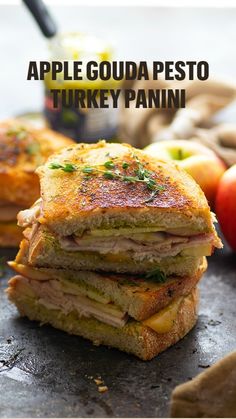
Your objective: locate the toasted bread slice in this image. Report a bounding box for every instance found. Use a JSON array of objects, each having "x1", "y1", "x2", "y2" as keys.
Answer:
[
  {"x1": 7, "y1": 277, "x2": 199, "y2": 361},
  {"x1": 0, "y1": 118, "x2": 73, "y2": 207},
  {"x1": 36, "y1": 141, "x2": 214, "y2": 236},
  {"x1": 9, "y1": 258, "x2": 206, "y2": 321}
]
